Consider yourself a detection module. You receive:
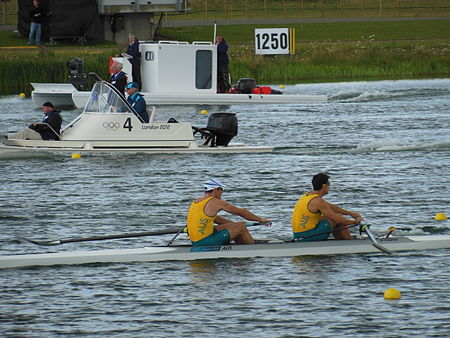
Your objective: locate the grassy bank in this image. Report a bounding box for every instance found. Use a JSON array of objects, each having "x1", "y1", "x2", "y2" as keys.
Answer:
[
  {"x1": 159, "y1": 20, "x2": 450, "y2": 43},
  {"x1": 162, "y1": 20, "x2": 450, "y2": 82},
  {"x1": 0, "y1": 47, "x2": 121, "y2": 96},
  {"x1": 166, "y1": 0, "x2": 450, "y2": 20},
  {"x1": 0, "y1": 29, "x2": 121, "y2": 96},
  {"x1": 1, "y1": 20, "x2": 449, "y2": 96},
  {"x1": 227, "y1": 41, "x2": 450, "y2": 83}
]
